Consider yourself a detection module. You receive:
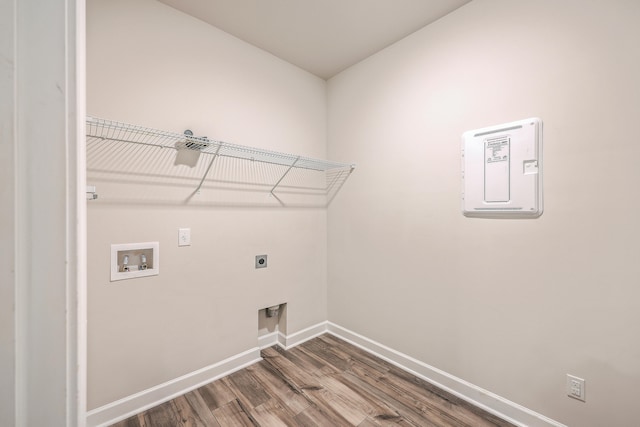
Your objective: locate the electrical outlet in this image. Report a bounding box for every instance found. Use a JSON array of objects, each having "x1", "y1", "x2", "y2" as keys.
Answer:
[
  {"x1": 566, "y1": 374, "x2": 585, "y2": 401},
  {"x1": 255, "y1": 255, "x2": 267, "y2": 269}
]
